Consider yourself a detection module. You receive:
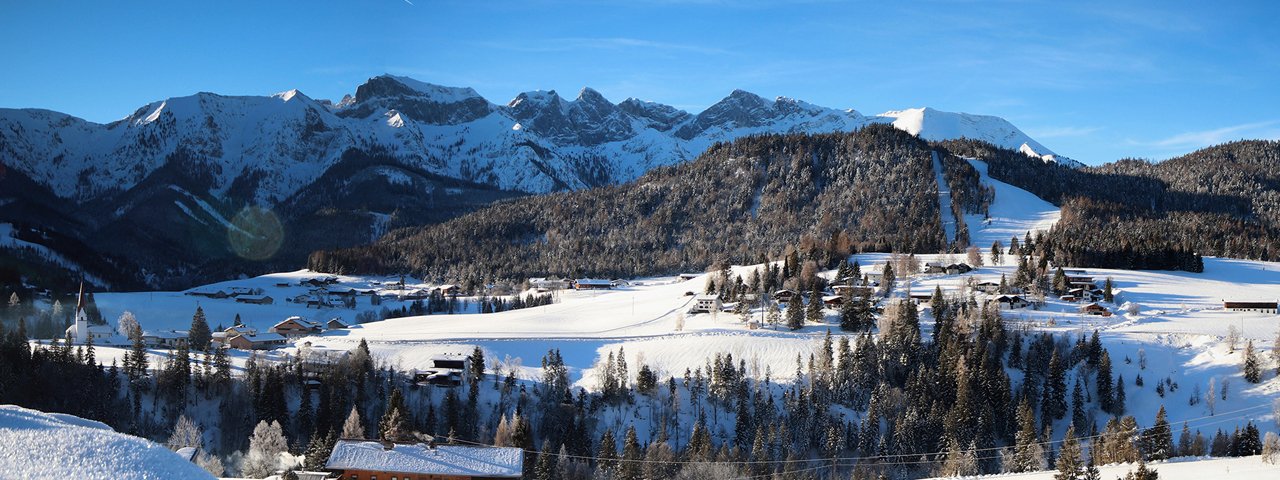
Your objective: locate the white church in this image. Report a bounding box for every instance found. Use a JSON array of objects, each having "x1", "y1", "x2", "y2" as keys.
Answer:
[{"x1": 65, "y1": 282, "x2": 116, "y2": 344}]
